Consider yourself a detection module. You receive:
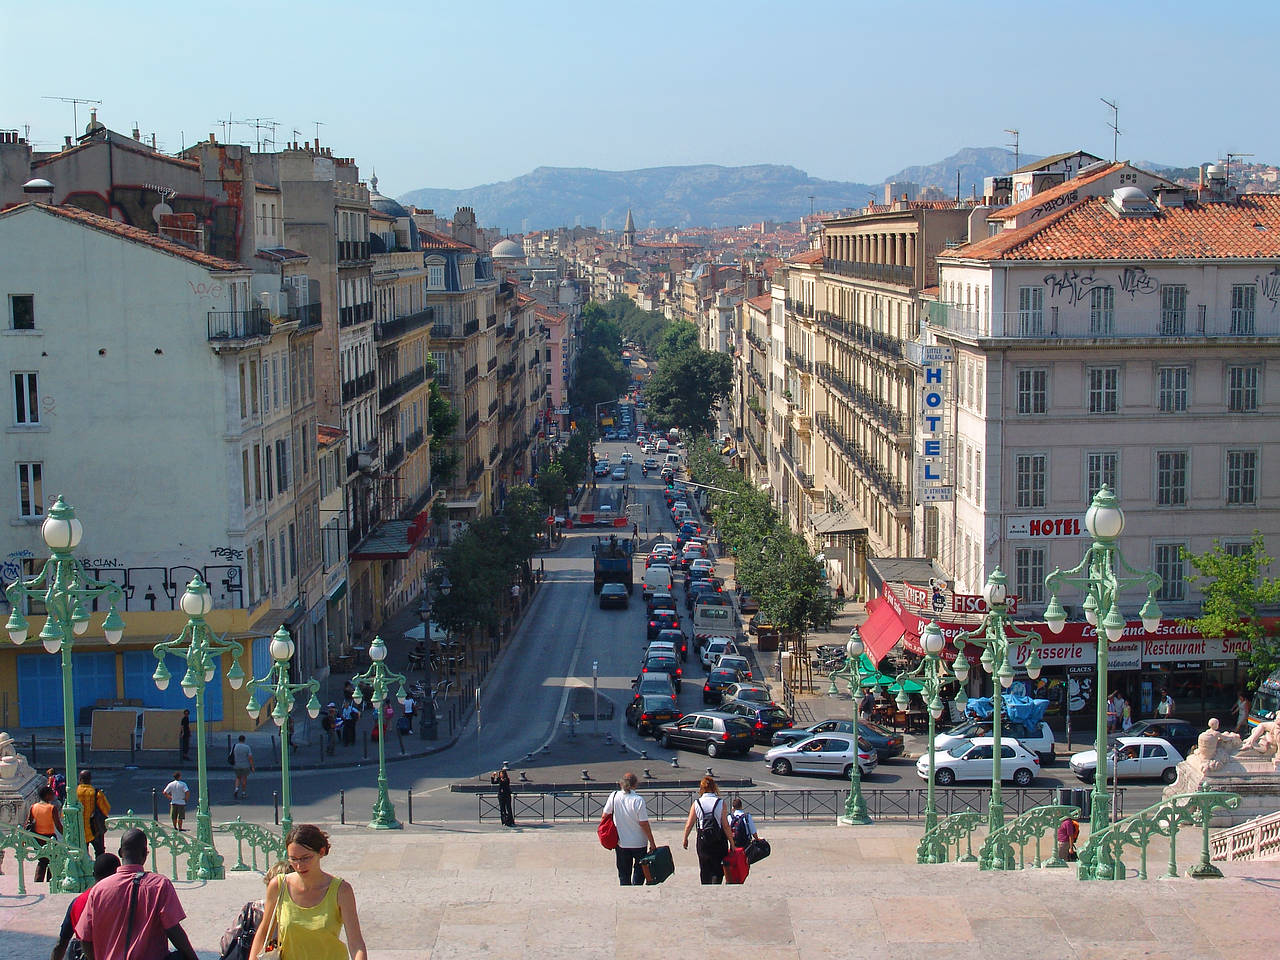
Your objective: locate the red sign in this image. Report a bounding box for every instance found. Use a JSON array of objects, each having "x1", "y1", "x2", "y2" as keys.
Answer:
[{"x1": 951, "y1": 593, "x2": 1020, "y2": 615}]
